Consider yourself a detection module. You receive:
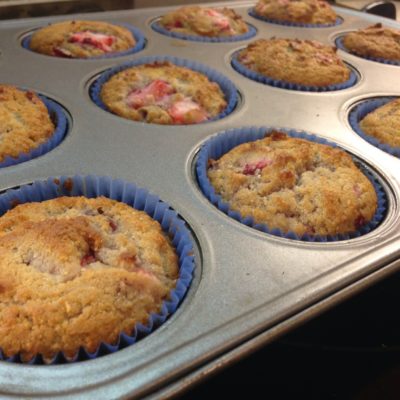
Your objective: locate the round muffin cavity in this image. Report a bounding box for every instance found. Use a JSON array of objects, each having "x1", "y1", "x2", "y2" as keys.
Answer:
[
  {"x1": 207, "y1": 131, "x2": 377, "y2": 237},
  {"x1": 100, "y1": 61, "x2": 227, "y2": 125},
  {"x1": 342, "y1": 23, "x2": 400, "y2": 62},
  {"x1": 254, "y1": 0, "x2": 337, "y2": 24},
  {"x1": 158, "y1": 6, "x2": 249, "y2": 37},
  {"x1": 236, "y1": 38, "x2": 351, "y2": 87},
  {"x1": 0, "y1": 85, "x2": 55, "y2": 163},
  {"x1": 359, "y1": 98, "x2": 400, "y2": 148},
  {"x1": 0, "y1": 196, "x2": 178, "y2": 361},
  {"x1": 29, "y1": 20, "x2": 136, "y2": 58}
]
